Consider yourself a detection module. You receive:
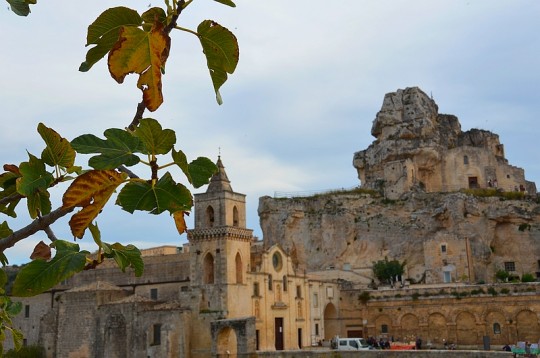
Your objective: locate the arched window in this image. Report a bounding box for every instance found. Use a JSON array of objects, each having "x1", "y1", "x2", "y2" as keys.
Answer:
[
  {"x1": 268, "y1": 275, "x2": 273, "y2": 291},
  {"x1": 206, "y1": 206, "x2": 215, "y2": 227},
  {"x1": 203, "y1": 253, "x2": 215, "y2": 284},
  {"x1": 463, "y1": 155, "x2": 469, "y2": 165},
  {"x1": 493, "y1": 322, "x2": 501, "y2": 334},
  {"x1": 235, "y1": 252, "x2": 243, "y2": 284},
  {"x1": 233, "y1": 206, "x2": 239, "y2": 227},
  {"x1": 283, "y1": 275, "x2": 288, "y2": 291}
]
